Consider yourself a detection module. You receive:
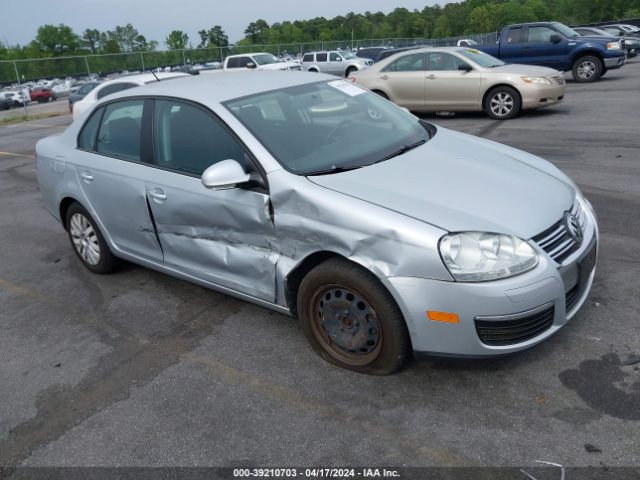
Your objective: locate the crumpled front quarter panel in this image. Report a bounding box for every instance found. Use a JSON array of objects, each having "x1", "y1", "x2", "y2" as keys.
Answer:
[{"x1": 267, "y1": 170, "x2": 452, "y2": 306}]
